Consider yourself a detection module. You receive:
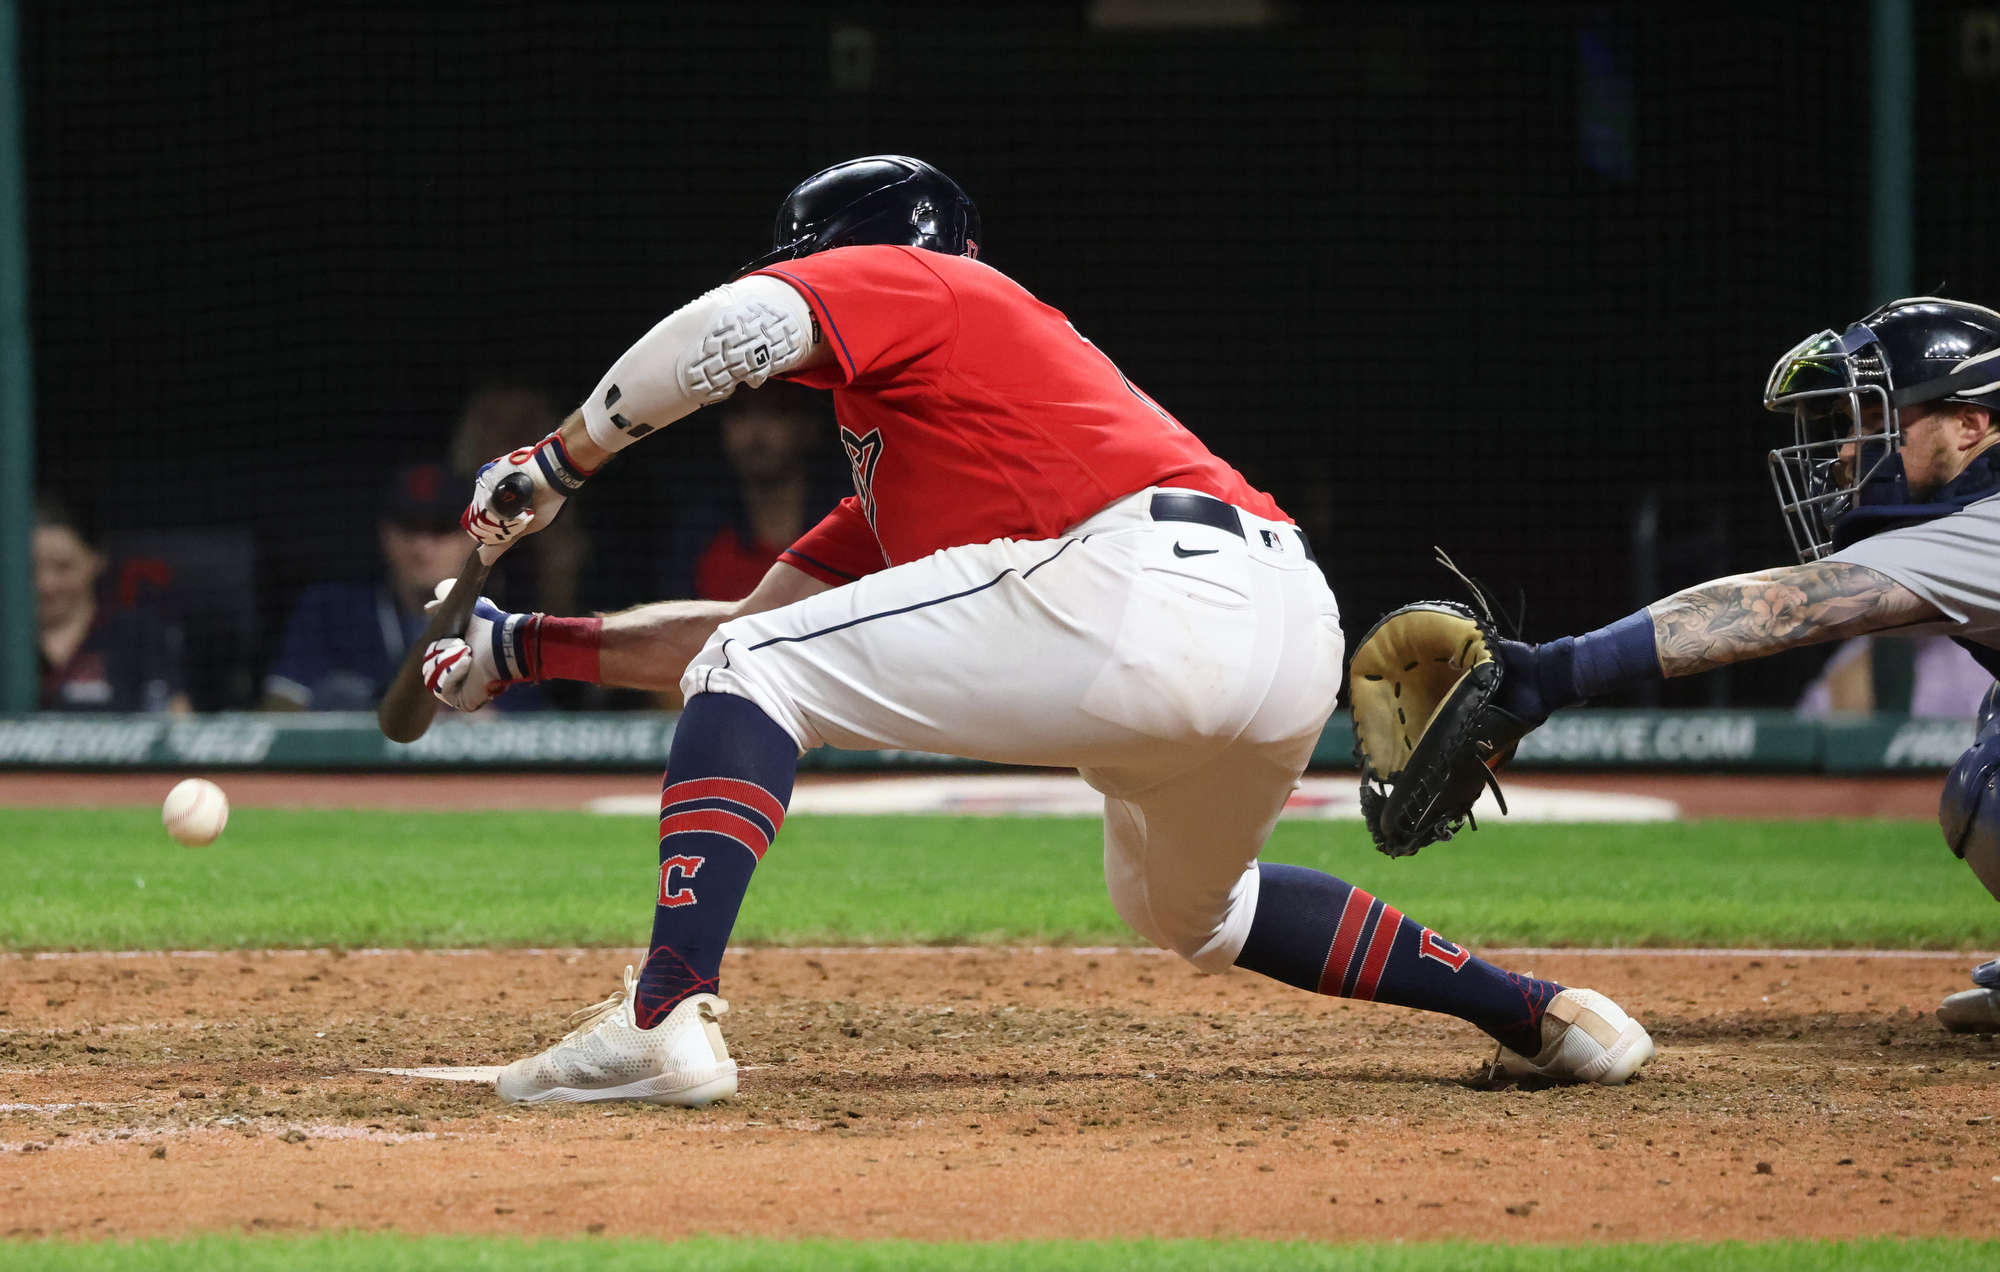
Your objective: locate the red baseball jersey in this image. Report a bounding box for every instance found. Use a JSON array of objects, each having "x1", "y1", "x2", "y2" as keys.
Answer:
[{"x1": 752, "y1": 245, "x2": 1286, "y2": 586}]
